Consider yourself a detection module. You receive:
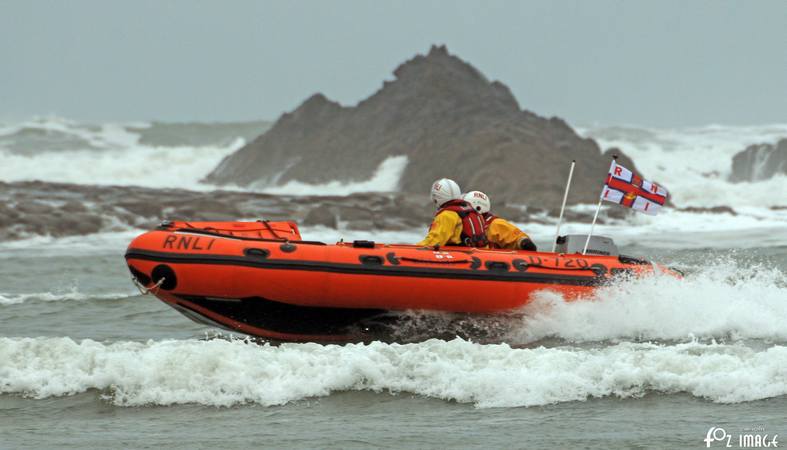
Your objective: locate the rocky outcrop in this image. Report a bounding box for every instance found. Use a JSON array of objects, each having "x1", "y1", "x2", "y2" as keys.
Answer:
[
  {"x1": 729, "y1": 139, "x2": 787, "y2": 182},
  {"x1": 205, "y1": 45, "x2": 647, "y2": 208},
  {"x1": 2, "y1": 181, "x2": 645, "y2": 242},
  {"x1": 0, "y1": 181, "x2": 431, "y2": 241}
]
